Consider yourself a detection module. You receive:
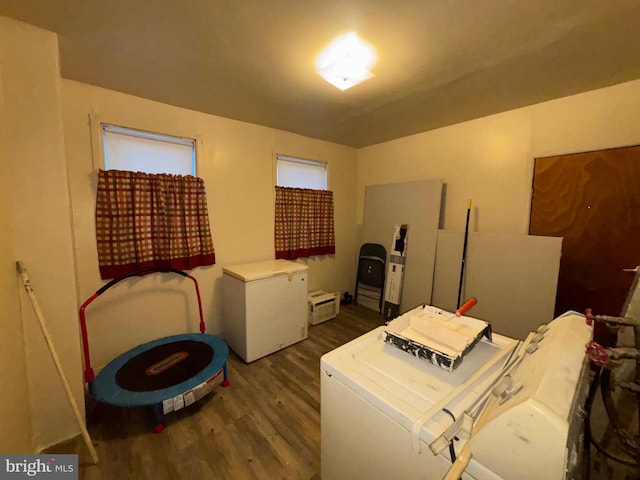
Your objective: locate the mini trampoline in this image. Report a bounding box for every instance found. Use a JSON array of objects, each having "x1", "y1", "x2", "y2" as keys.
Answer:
[{"x1": 79, "y1": 268, "x2": 229, "y2": 433}]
